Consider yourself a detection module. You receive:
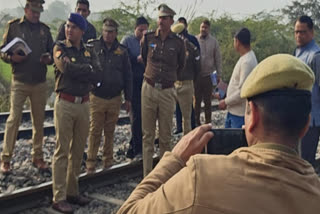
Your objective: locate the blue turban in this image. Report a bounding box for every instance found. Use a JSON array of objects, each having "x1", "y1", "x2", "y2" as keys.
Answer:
[{"x1": 68, "y1": 13, "x2": 87, "y2": 31}]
